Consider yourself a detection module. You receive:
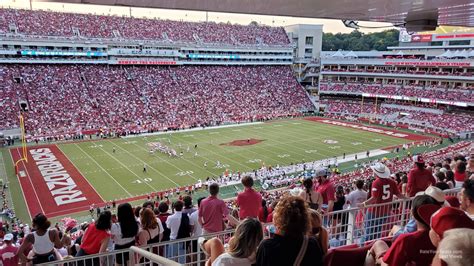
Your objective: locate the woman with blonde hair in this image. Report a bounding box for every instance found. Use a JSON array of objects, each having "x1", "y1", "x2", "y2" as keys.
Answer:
[
  {"x1": 137, "y1": 208, "x2": 164, "y2": 246},
  {"x1": 256, "y1": 196, "x2": 324, "y2": 266},
  {"x1": 199, "y1": 218, "x2": 263, "y2": 266}
]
